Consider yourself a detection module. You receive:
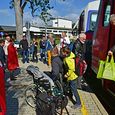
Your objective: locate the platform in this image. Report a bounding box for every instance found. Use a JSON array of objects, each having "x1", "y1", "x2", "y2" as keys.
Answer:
[{"x1": 5, "y1": 60, "x2": 108, "y2": 115}]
